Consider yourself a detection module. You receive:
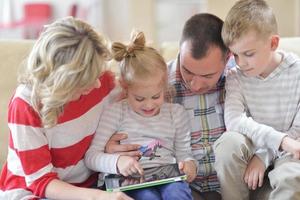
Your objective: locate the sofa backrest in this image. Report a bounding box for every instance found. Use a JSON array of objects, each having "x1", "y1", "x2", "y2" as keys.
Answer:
[
  {"x1": 0, "y1": 40, "x2": 34, "y2": 165},
  {"x1": 0, "y1": 37, "x2": 300, "y2": 167}
]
